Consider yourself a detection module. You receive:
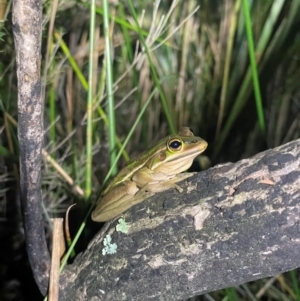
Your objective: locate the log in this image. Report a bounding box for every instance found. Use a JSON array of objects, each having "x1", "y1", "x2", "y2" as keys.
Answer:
[{"x1": 59, "y1": 139, "x2": 300, "y2": 301}]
